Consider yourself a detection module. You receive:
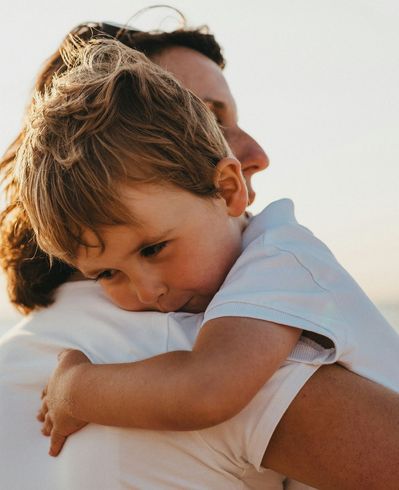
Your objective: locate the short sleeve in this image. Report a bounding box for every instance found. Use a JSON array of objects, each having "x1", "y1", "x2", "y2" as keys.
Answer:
[{"x1": 203, "y1": 233, "x2": 347, "y2": 364}]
